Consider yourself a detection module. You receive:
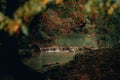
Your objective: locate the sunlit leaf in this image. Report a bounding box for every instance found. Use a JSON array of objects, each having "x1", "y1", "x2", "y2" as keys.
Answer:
[
  {"x1": 13, "y1": 24, "x2": 20, "y2": 33},
  {"x1": 42, "y1": 0, "x2": 52, "y2": 5},
  {"x1": 107, "y1": 7, "x2": 114, "y2": 16},
  {"x1": 7, "y1": 21, "x2": 14, "y2": 31},
  {"x1": 21, "y1": 25, "x2": 28, "y2": 35},
  {"x1": 0, "y1": 12, "x2": 4, "y2": 21},
  {"x1": 56, "y1": 0, "x2": 63, "y2": 5}
]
